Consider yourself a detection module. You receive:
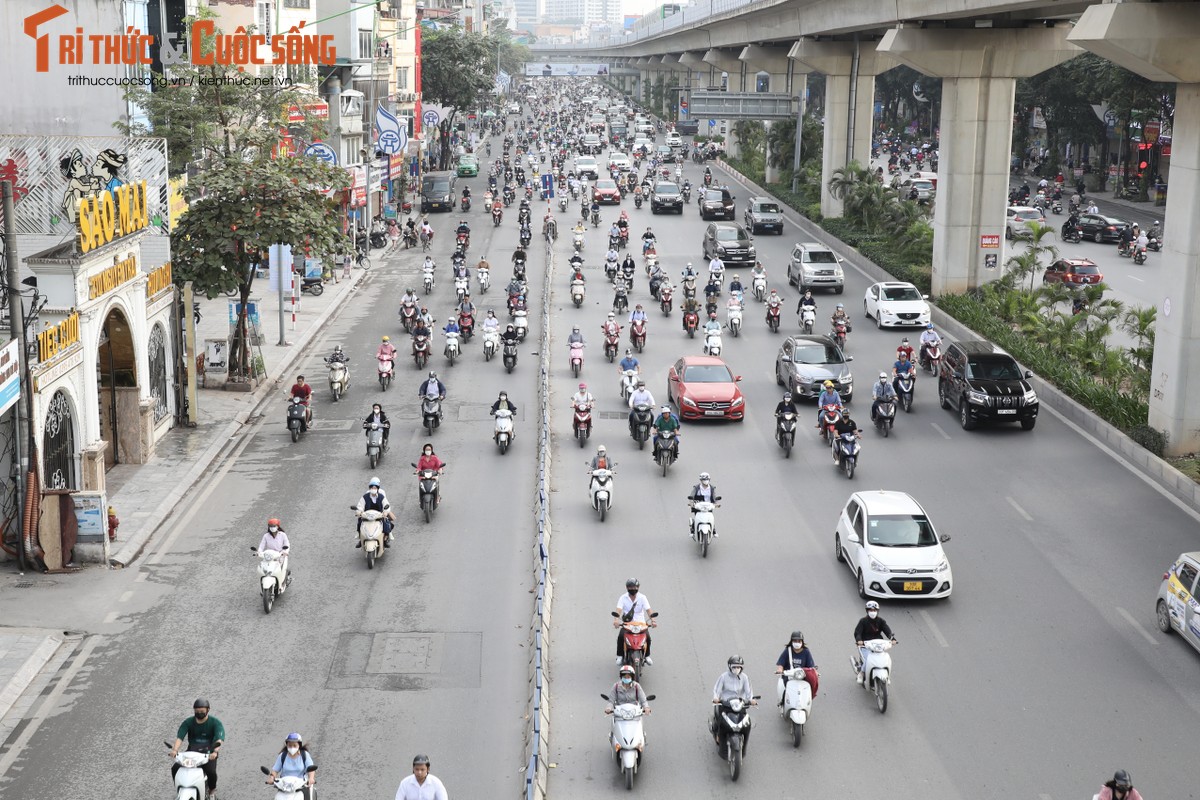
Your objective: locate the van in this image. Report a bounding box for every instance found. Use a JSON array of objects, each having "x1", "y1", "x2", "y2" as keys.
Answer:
[{"x1": 420, "y1": 172, "x2": 457, "y2": 213}]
